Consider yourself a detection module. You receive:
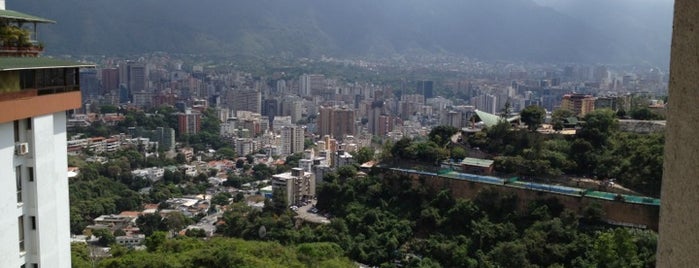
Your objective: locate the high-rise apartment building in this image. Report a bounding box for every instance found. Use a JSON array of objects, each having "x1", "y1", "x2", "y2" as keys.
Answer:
[
  {"x1": 101, "y1": 67, "x2": 119, "y2": 94},
  {"x1": 281, "y1": 126, "x2": 304, "y2": 156},
  {"x1": 561, "y1": 93, "x2": 595, "y2": 117},
  {"x1": 230, "y1": 89, "x2": 261, "y2": 114},
  {"x1": 471, "y1": 94, "x2": 498, "y2": 115},
  {"x1": 0, "y1": 6, "x2": 92, "y2": 268},
  {"x1": 377, "y1": 115, "x2": 394, "y2": 136},
  {"x1": 299, "y1": 74, "x2": 325, "y2": 97},
  {"x1": 318, "y1": 106, "x2": 355, "y2": 140},
  {"x1": 279, "y1": 99, "x2": 303, "y2": 123},
  {"x1": 177, "y1": 109, "x2": 202, "y2": 135},
  {"x1": 366, "y1": 100, "x2": 386, "y2": 136}
]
